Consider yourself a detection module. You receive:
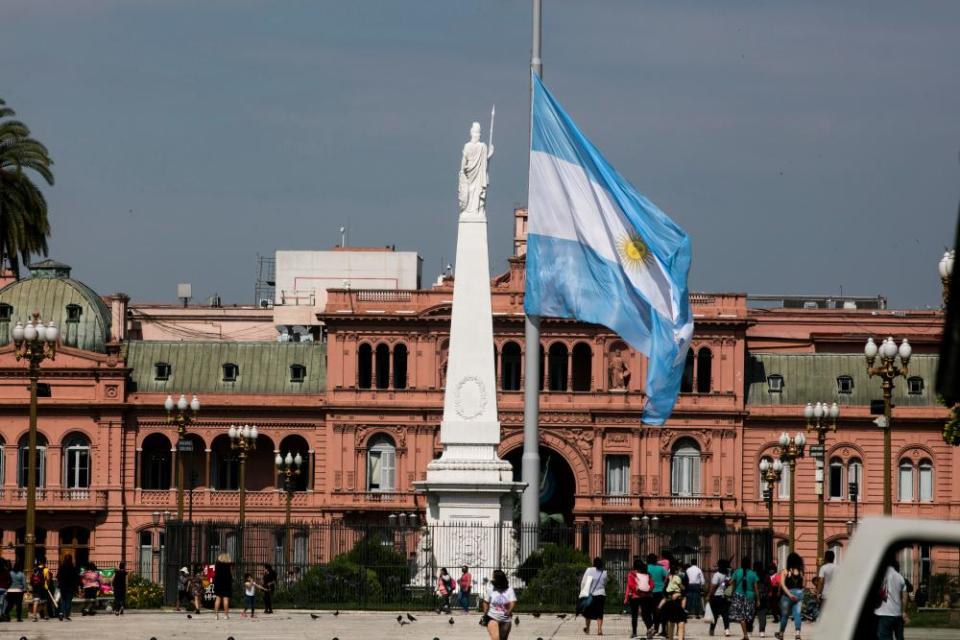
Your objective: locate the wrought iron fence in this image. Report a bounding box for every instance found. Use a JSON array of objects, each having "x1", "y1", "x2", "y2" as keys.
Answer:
[{"x1": 162, "y1": 520, "x2": 772, "y2": 611}]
